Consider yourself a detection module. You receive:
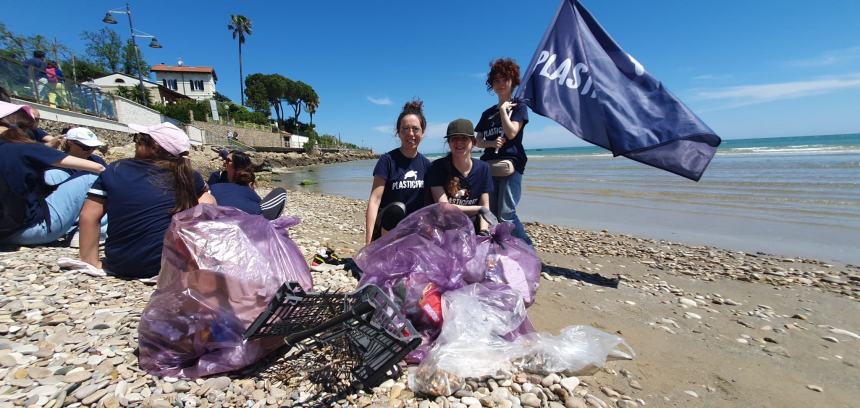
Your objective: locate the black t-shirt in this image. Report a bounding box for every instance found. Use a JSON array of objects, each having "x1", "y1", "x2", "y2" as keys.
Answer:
[
  {"x1": 89, "y1": 159, "x2": 206, "y2": 278},
  {"x1": 426, "y1": 156, "x2": 493, "y2": 206},
  {"x1": 210, "y1": 183, "x2": 262, "y2": 215},
  {"x1": 476, "y1": 99, "x2": 529, "y2": 174},
  {"x1": 373, "y1": 149, "x2": 431, "y2": 214},
  {"x1": 0, "y1": 142, "x2": 67, "y2": 228}
]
